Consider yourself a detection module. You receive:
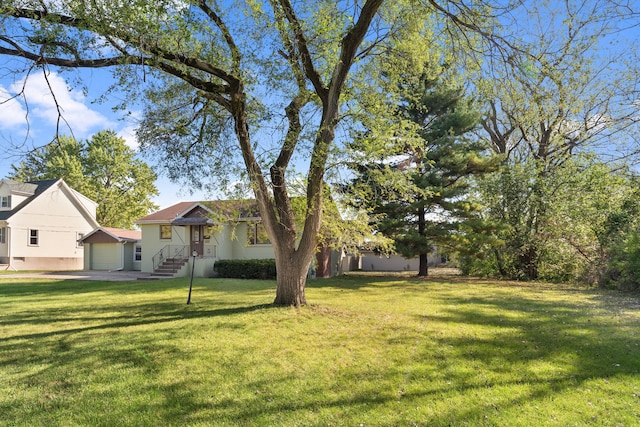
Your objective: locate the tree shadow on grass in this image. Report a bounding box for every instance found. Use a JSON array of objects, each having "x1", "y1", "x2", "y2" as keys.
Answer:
[
  {"x1": 193, "y1": 286, "x2": 638, "y2": 425},
  {"x1": 2, "y1": 278, "x2": 639, "y2": 425},
  {"x1": 307, "y1": 272, "x2": 528, "y2": 291},
  {"x1": 0, "y1": 278, "x2": 172, "y2": 298},
  {"x1": 0, "y1": 302, "x2": 276, "y2": 346},
  {"x1": 135, "y1": 290, "x2": 640, "y2": 425},
  {"x1": 396, "y1": 292, "x2": 640, "y2": 424}
]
